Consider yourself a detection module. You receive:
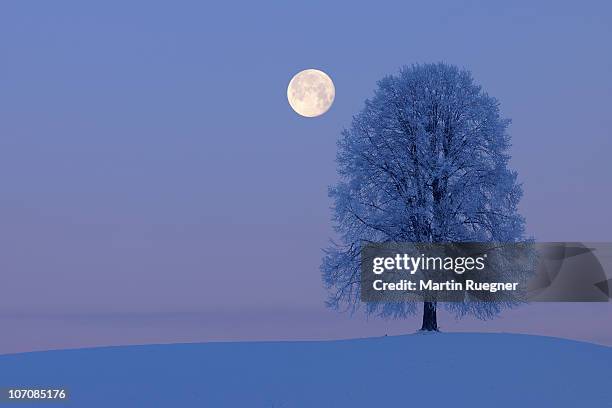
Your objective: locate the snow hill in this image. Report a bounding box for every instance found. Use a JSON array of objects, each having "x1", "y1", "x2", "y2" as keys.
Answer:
[{"x1": 0, "y1": 333, "x2": 609, "y2": 407}]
